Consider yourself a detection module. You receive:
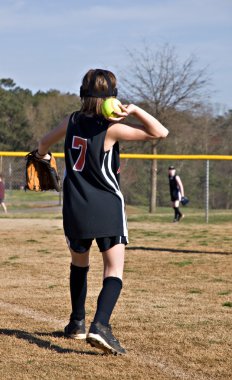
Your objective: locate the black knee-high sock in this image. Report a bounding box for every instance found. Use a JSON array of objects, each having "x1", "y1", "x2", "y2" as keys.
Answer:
[
  {"x1": 70, "y1": 264, "x2": 89, "y2": 321},
  {"x1": 173, "y1": 207, "x2": 178, "y2": 219},
  {"x1": 177, "y1": 207, "x2": 182, "y2": 217},
  {"x1": 174, "y1": 207, "x2": 182, "y2": 218},
  {"x1": 93, "y1": 277, "x2": 122, "y2": 326}
]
